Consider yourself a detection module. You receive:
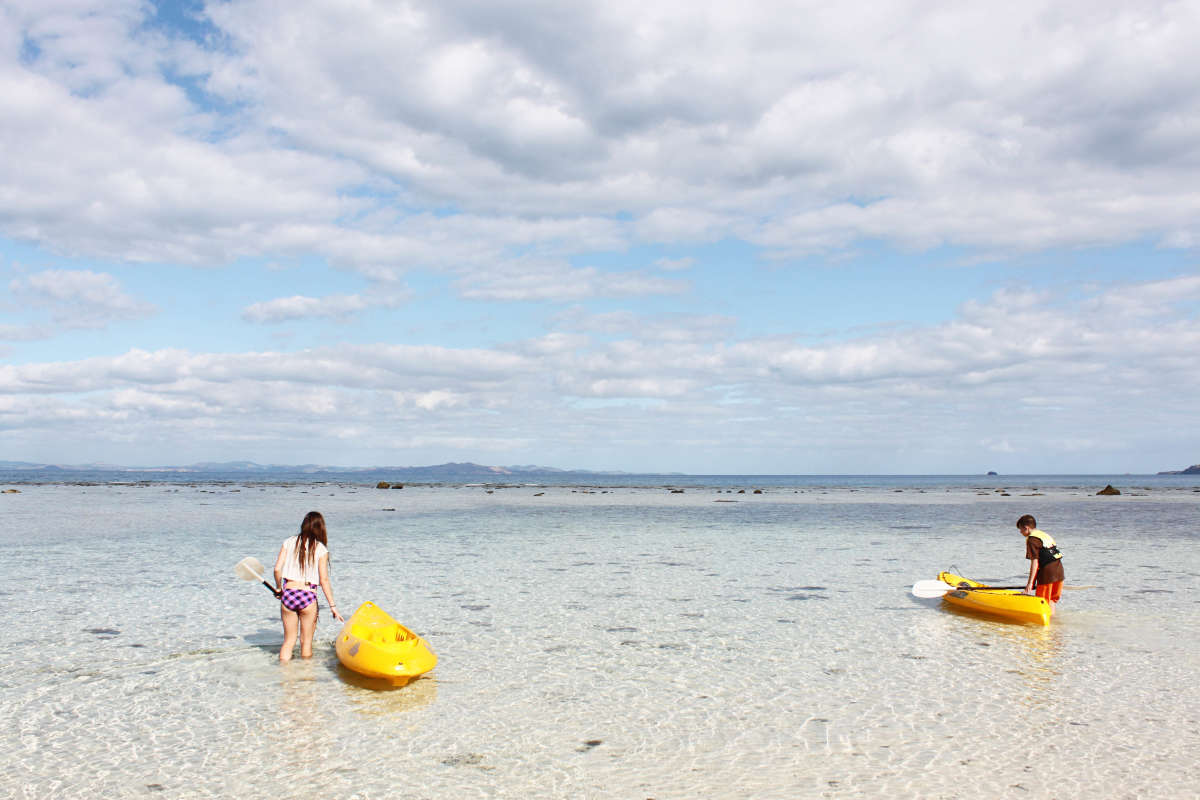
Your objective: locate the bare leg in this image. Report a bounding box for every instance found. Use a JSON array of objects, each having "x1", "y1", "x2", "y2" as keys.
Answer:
[
  {"x1": 297, "y1": 602, "x2": 318, "y2": 658},
  {"x1": 280, "y1": 605, "x2": 299, "y2": 662}
]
